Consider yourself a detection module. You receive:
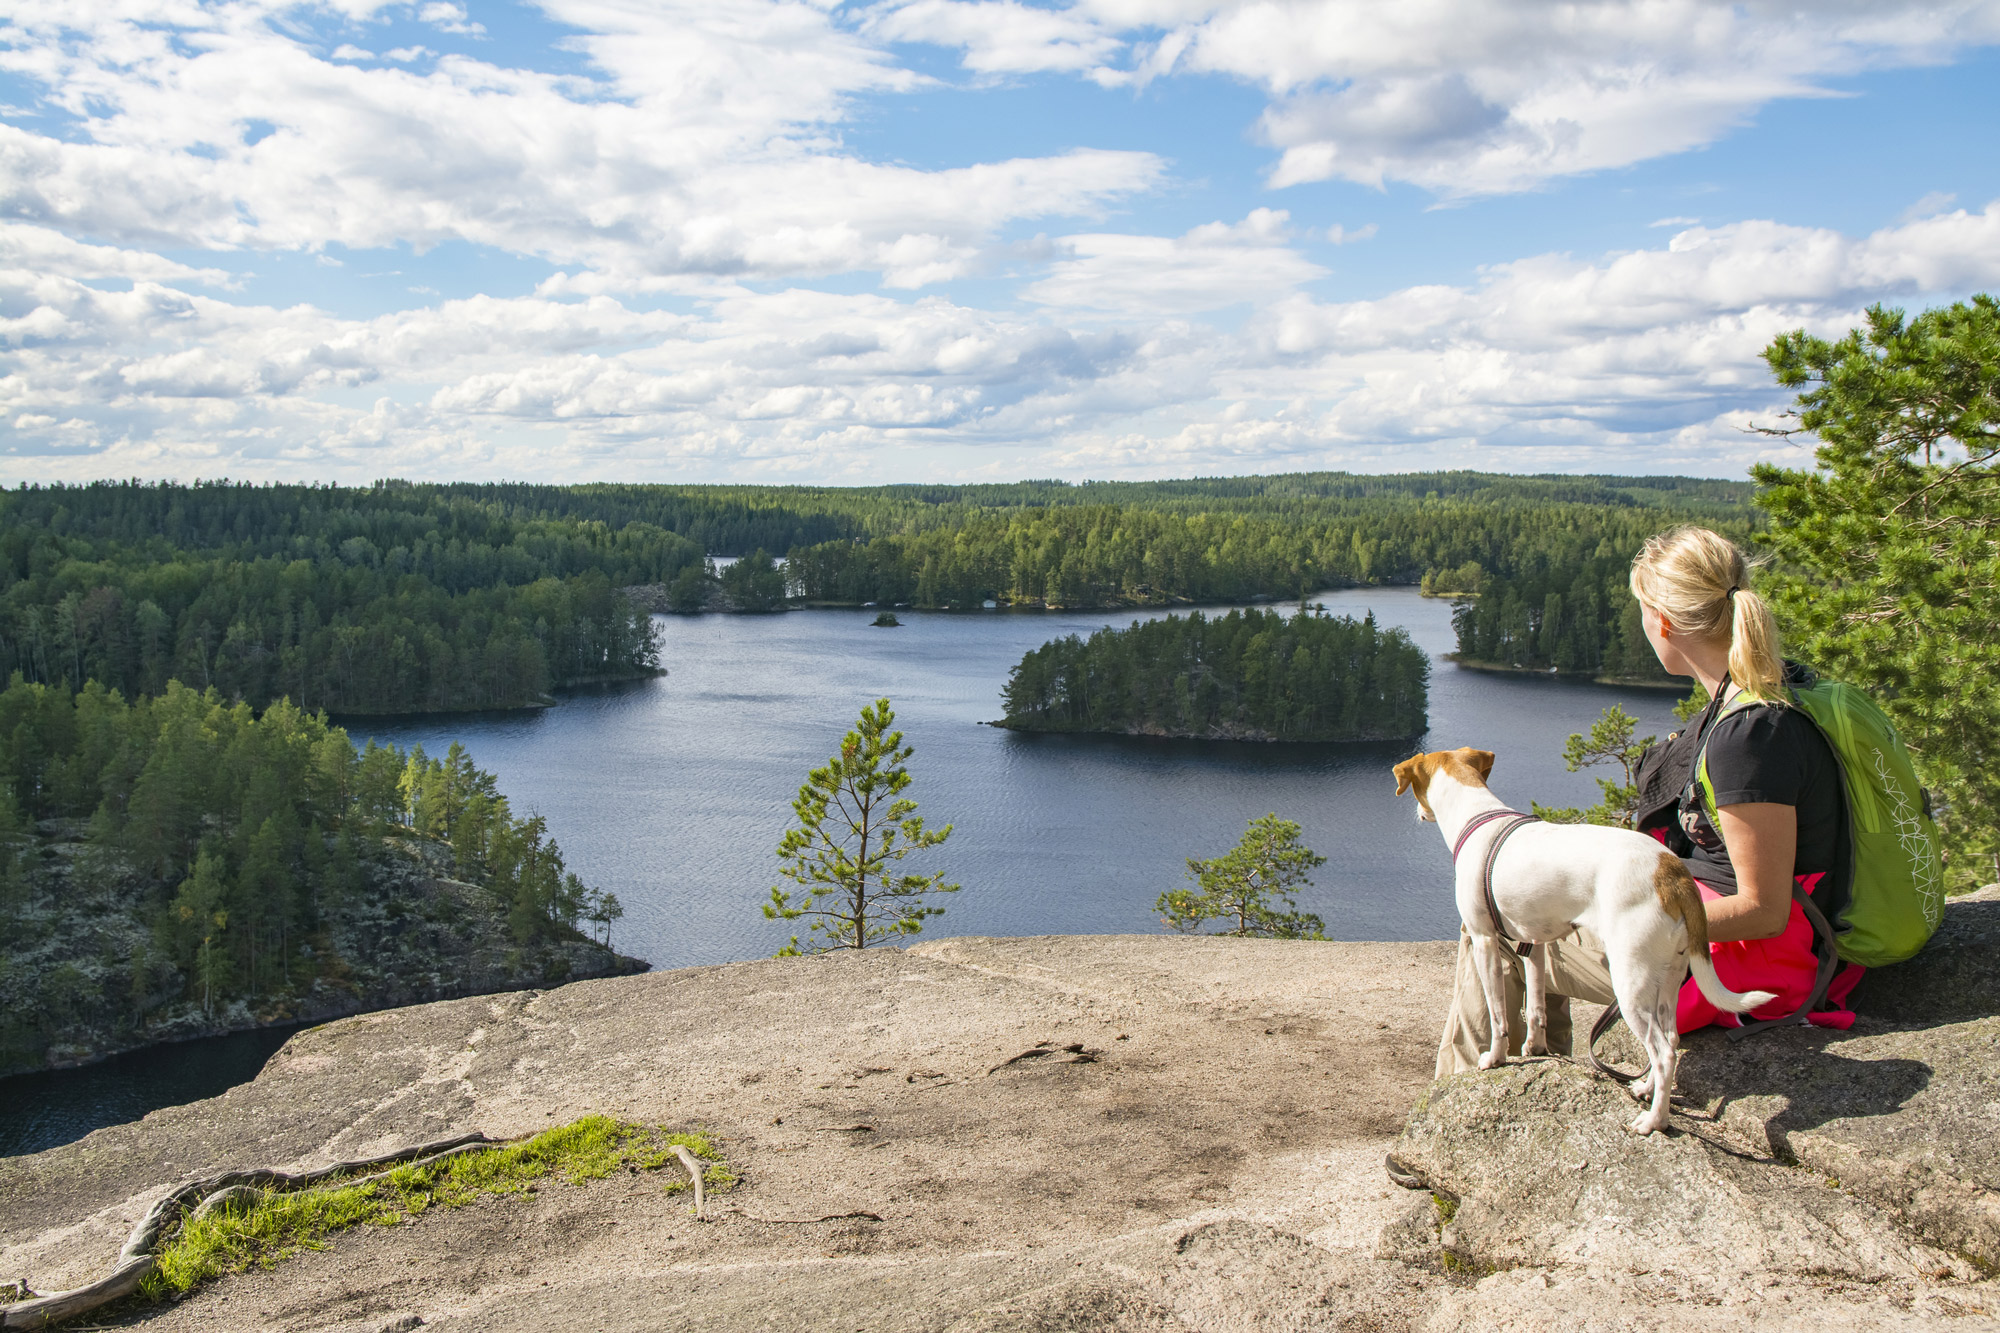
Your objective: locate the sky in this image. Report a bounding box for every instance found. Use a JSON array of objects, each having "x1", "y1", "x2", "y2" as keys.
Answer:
[{"x1": 3, "y1": 2, "x2": 1999, "y2": 486}]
